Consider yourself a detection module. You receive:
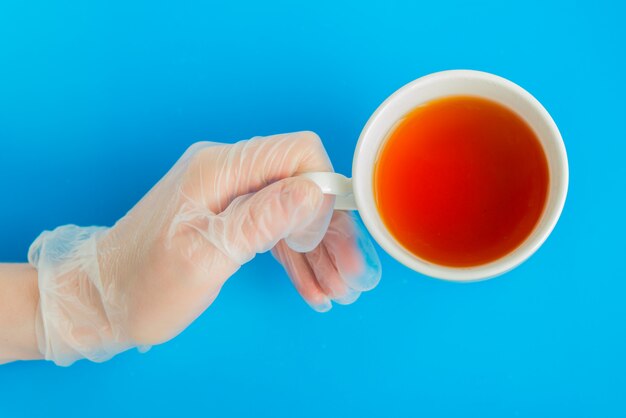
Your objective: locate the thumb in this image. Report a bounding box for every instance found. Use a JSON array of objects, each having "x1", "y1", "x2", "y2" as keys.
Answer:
[{"x1": 216, "y1": 177, "x2": 327, "y2": 265}]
